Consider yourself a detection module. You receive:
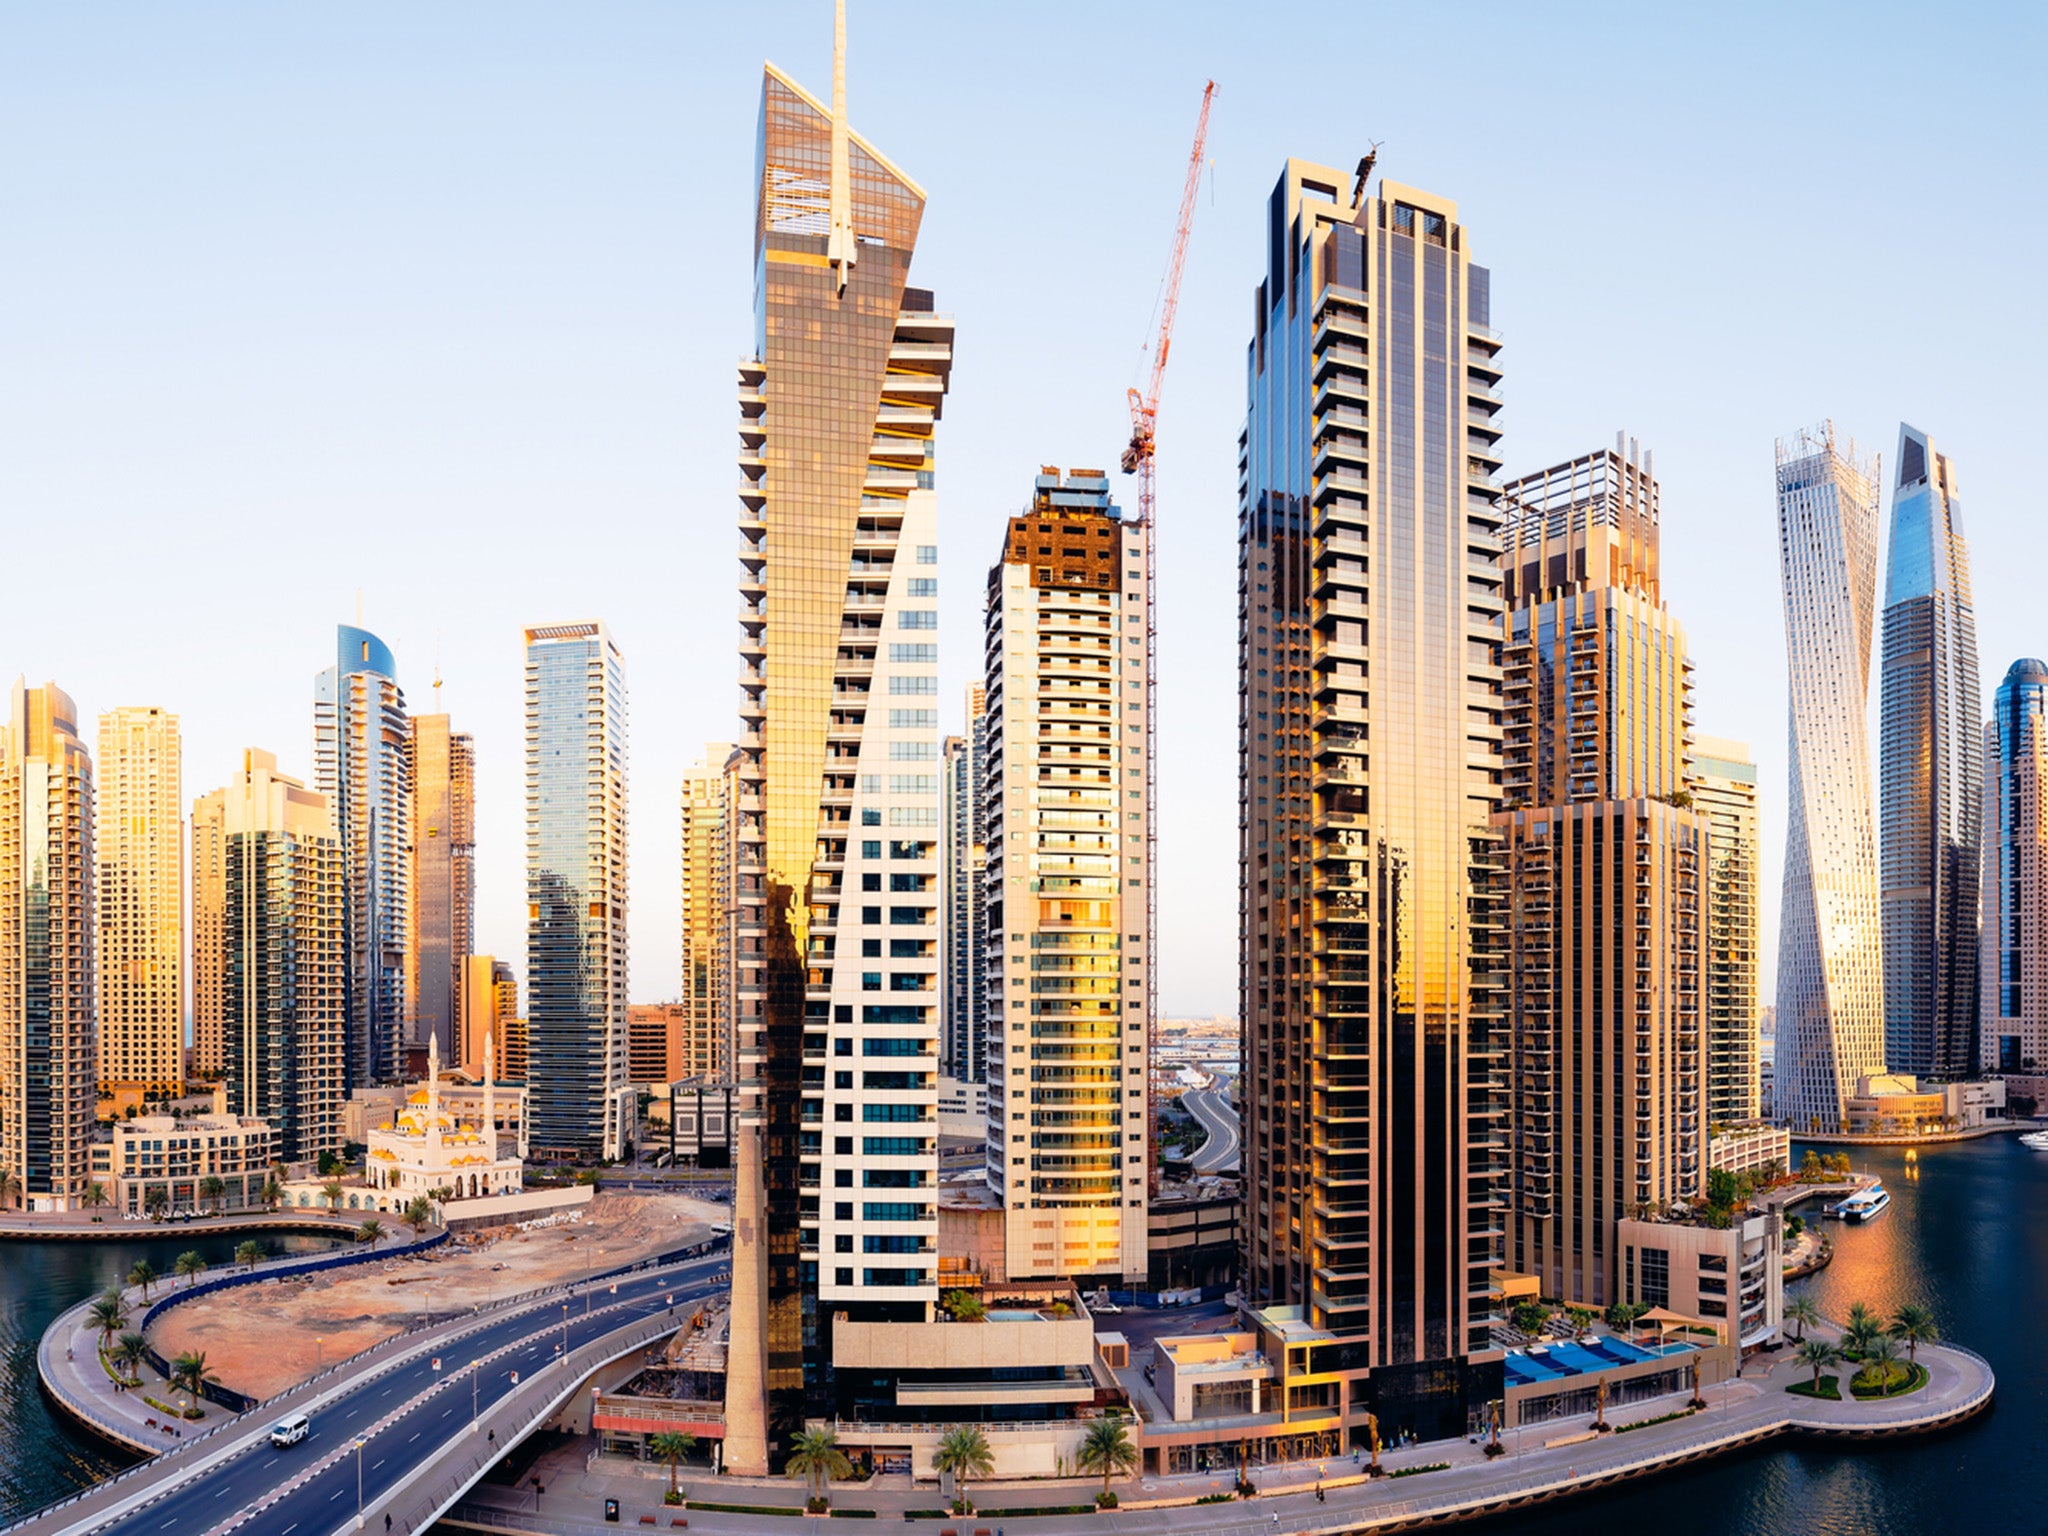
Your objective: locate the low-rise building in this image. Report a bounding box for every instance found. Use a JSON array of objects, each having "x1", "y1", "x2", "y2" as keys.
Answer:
[
  {"x1": 649, "y1": 1078, "x2": 735, "y2": 1170},
  {"x1": 1708, "y1": 1124, "x2": 1791, "y2": 1177},
  {"x1": 1843, "y1": 1074, "x2": 2007, "y2": 1135},
  {"x1": 94, "y1": 1108, "x2": 278, "y2": 1217},
  {"x1": 936, "y1": 1074, "x2": 987, "y2": 1144},
  {"x1": 1617, "y1": 1203, "x2": 1783, "y2": 1356}
]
